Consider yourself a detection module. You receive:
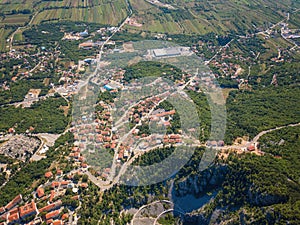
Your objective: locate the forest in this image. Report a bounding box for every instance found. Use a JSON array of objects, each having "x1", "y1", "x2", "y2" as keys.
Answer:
[
  {"x1": 213, "y1": 126, "x2": 300, "y2": 224},
  {"x1": 225, "y1": 86, "x2": 300, "y2": 143},
  {"x1": 0, "y1": 95, "x2": 70, "y2": 134}
]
